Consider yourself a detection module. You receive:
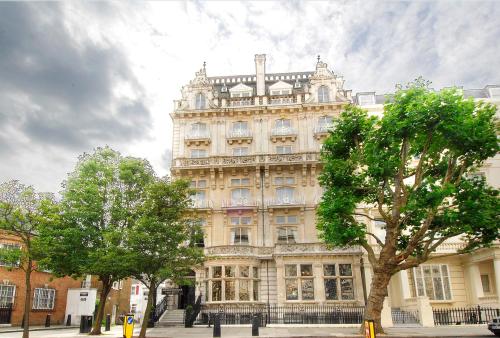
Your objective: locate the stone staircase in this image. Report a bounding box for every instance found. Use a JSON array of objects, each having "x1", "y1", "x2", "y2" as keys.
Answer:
[{"x1": 157, "y1": 309, "x2": 185, "y2": 327}]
